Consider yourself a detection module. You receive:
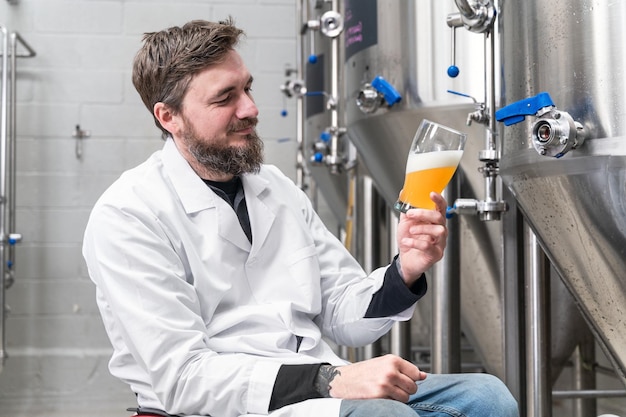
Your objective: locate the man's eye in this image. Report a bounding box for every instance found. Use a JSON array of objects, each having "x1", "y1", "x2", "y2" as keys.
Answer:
[{"x1": 215, "y1": 95, "x2": 231, "y2": 105}]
